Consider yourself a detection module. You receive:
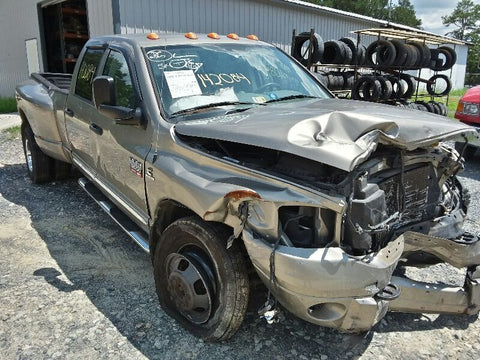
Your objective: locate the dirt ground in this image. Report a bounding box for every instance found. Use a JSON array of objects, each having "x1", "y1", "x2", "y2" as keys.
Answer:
[{"x1": 1, "y1": 126, "x2": 480, "y2": 360}]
